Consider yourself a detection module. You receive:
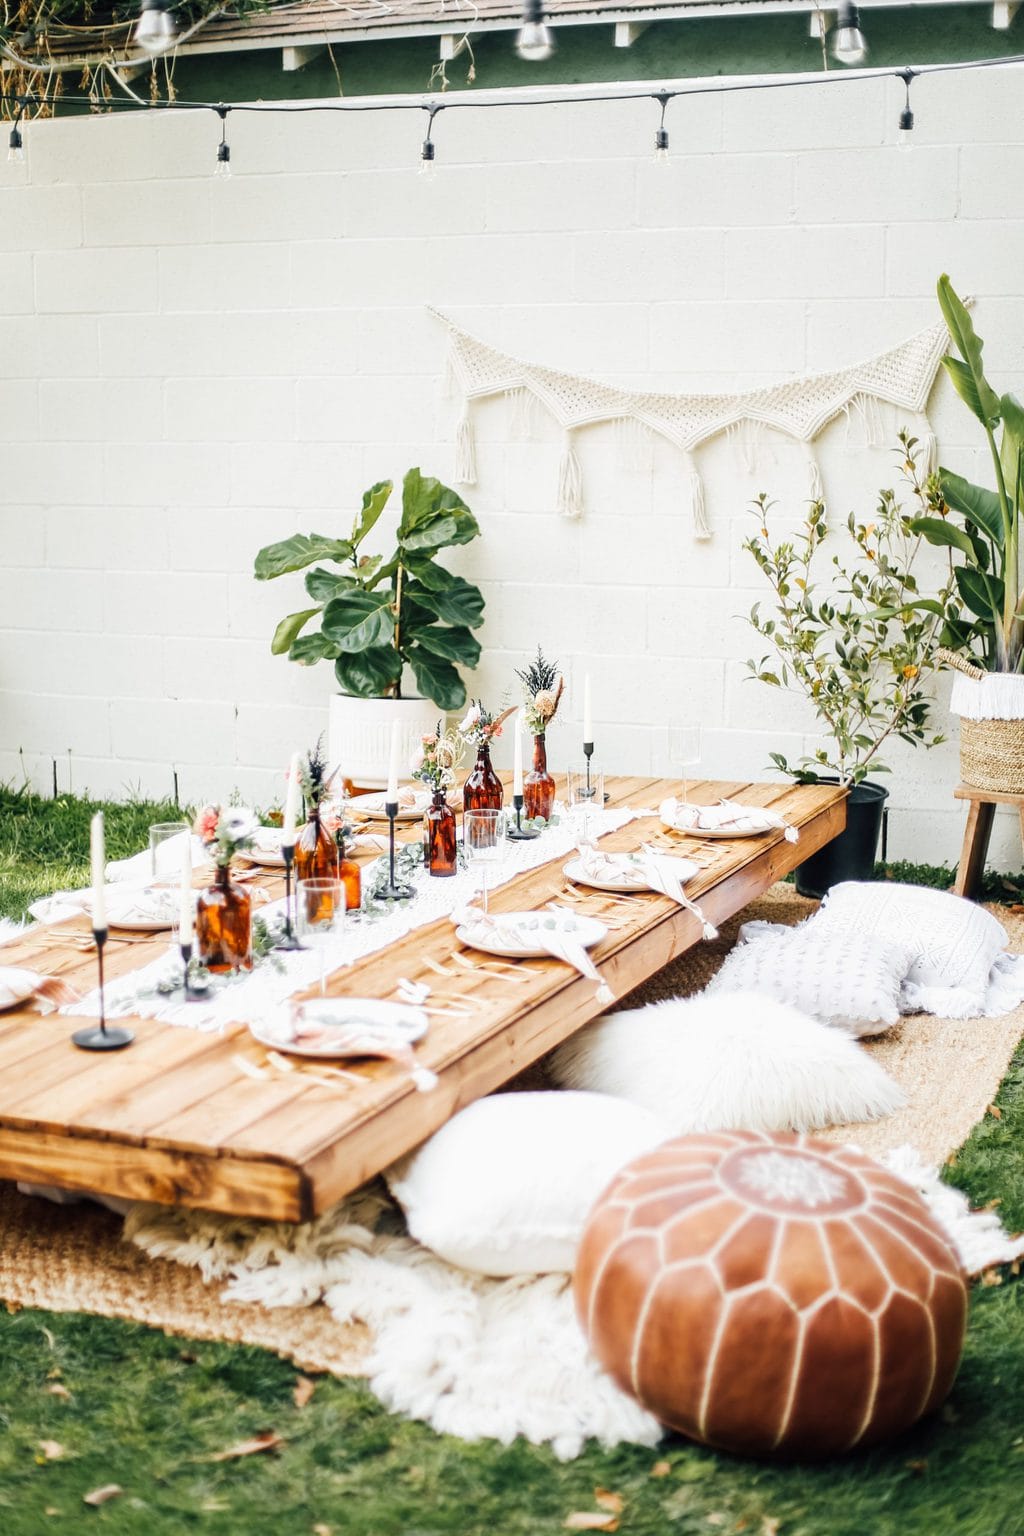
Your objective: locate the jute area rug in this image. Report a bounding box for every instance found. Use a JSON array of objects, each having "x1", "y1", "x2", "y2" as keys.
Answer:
[{"x1": 1, "y1": 883, "x2": 1022, "y2": 1389}]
